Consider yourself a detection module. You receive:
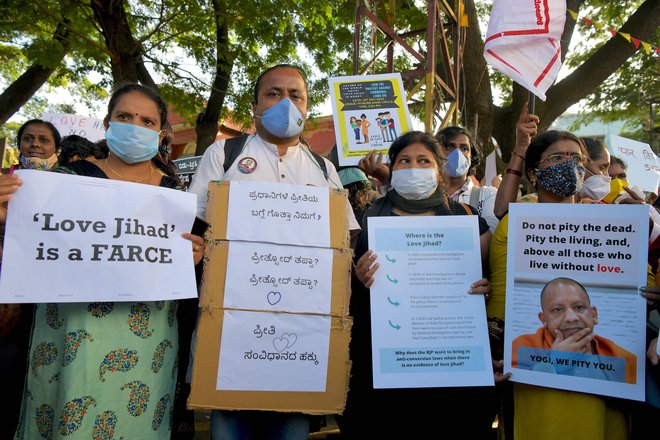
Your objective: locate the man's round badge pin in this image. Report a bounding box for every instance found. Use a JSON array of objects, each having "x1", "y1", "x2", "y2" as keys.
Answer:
[{"x1": 237, "y1": 157, "x2": 257, "y2": 174}]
